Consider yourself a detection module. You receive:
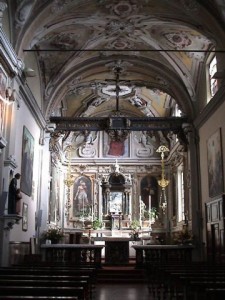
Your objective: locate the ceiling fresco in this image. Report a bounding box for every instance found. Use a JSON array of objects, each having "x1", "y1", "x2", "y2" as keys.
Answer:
[{"x1": 11, "y1": 0, "x2": 225, "y2": 122}]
